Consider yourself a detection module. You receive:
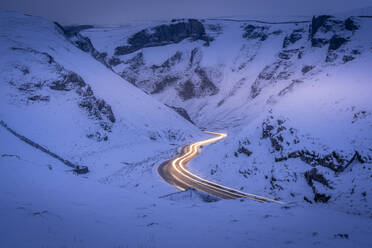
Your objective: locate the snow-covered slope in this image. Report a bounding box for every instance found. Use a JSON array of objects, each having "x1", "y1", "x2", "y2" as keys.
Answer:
[
  {"x1": 1, "y1": 10, "x2": 372, "y2": 247},
  {"x1": 0, "y1": 11, "x2": 205, "y2": 174},
  {"x1": 2, "y1": 127, "x2": 372, "y2": 248},
  {"x1": 82, "y1": 15, "x2": 372, "y2": 215}
]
